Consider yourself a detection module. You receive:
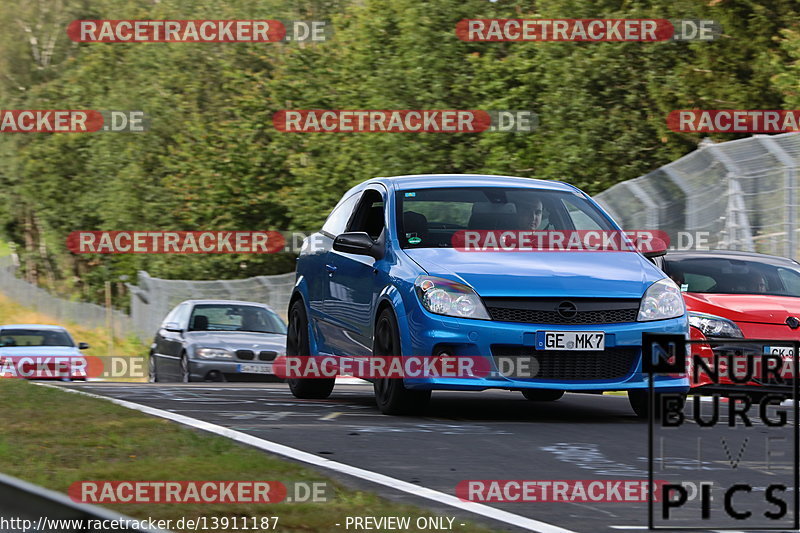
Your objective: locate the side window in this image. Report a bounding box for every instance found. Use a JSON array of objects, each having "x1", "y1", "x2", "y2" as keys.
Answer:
[
  {"x1": 161, "y1": 303, "x2": 184, "y2": 327},
  {"x1": 321, "y1": 193, "x2": 359, "y2": 237},
  {"x1": 175, "y1": 304, "x2": 193, "y2": 328},
  {"x1": 562, "y1": 198, "x2": 604, "y2": 230},
  {"x1": 347, "y1": 189, "x2": 385, "y2": 241},
  {"x1": 778, "y1": 268, "x2": 800, "y2": 295}
]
